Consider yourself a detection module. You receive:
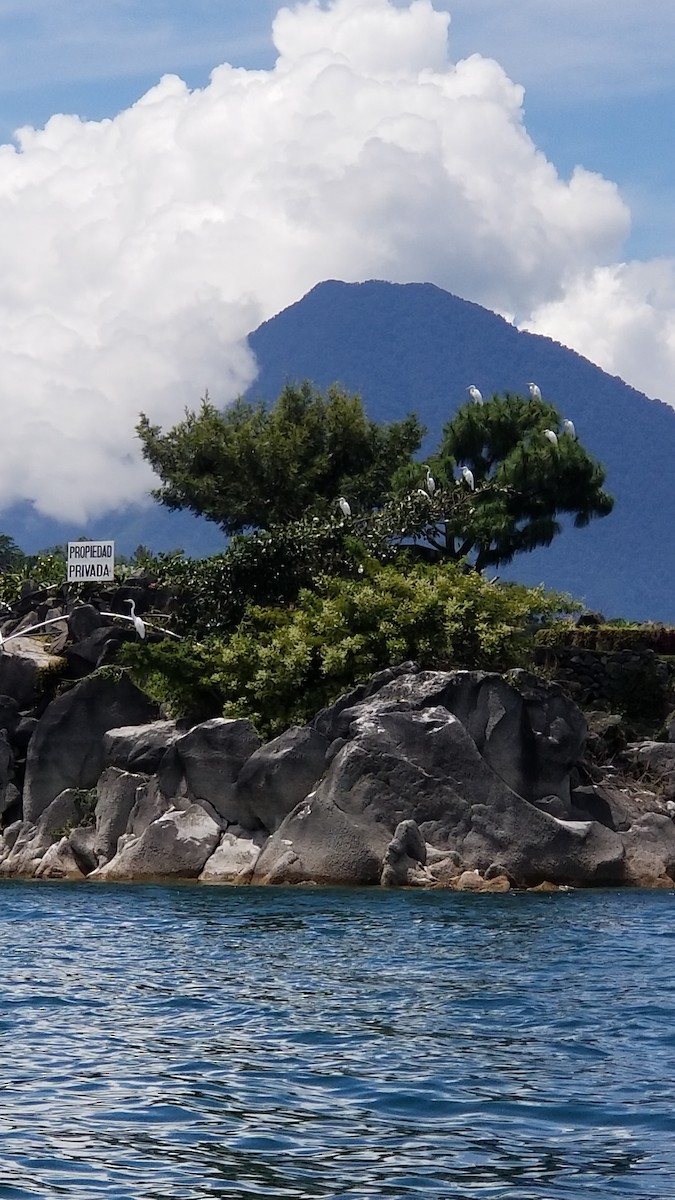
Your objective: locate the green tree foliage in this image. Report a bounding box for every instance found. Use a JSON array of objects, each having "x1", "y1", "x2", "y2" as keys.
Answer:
[
  {"x1": 0, "y1": 534, "x2": 25, "y2": 573},
  {"x1": 137, "y1": 382, "x2": 424, "y2": 533},
  {"x1": 118, "y1": 560, "x2": 576, "y2": 737},
  {"x1": 425, "y1": 393, "x2": 614, "y2": 569}
]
